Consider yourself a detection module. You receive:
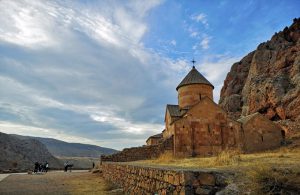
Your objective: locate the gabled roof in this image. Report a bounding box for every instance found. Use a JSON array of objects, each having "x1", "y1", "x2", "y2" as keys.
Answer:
[
  {"x1": 169, "y1": 96, "x2": 224, "y2": 125},
  {"x1": 150, "y1": 133, "x2": 163, "y2": 138},
  {"x1": 166, "y1": 105, "x2": 182, "y2": 117},
  {"x1": 176, "y1": 66, "x2": 214, "y2": 90}
]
